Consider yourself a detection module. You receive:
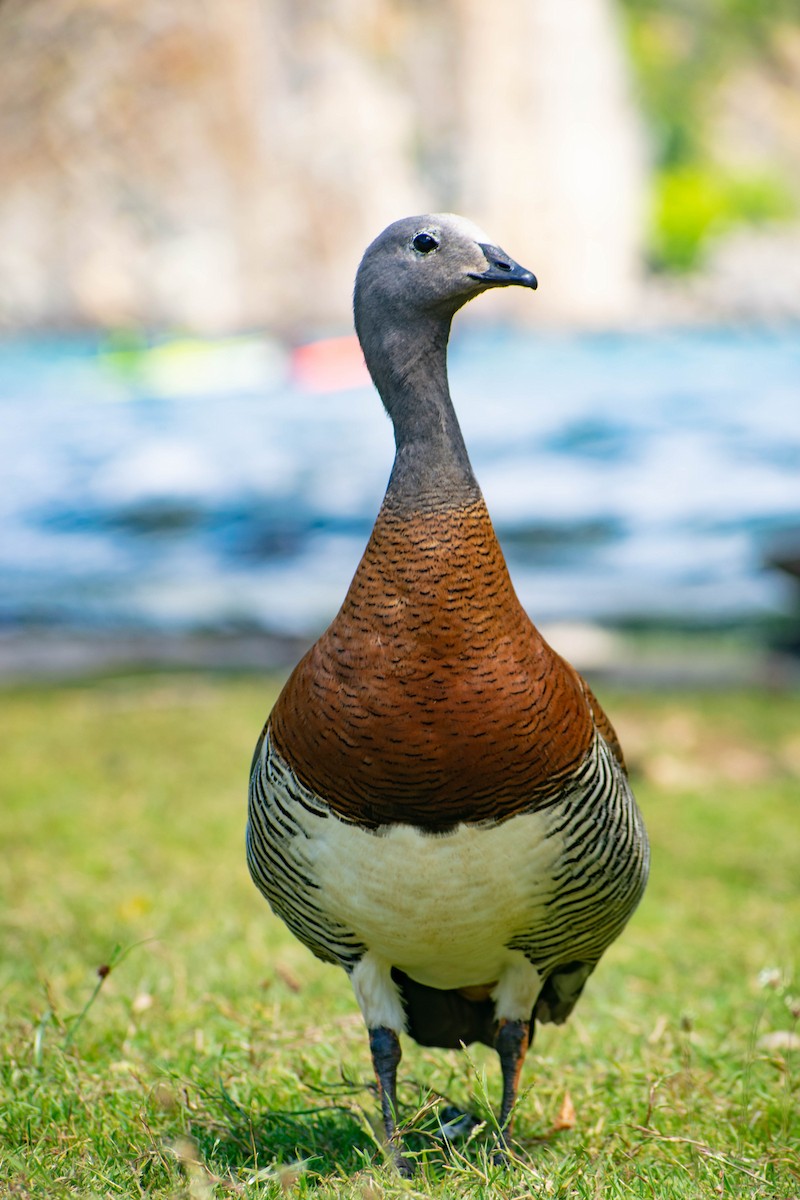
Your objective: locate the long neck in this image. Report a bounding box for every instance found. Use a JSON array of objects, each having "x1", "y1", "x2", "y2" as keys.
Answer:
[{"x1": 357, "y1": 306, "x2": 480, "y2": 511}]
